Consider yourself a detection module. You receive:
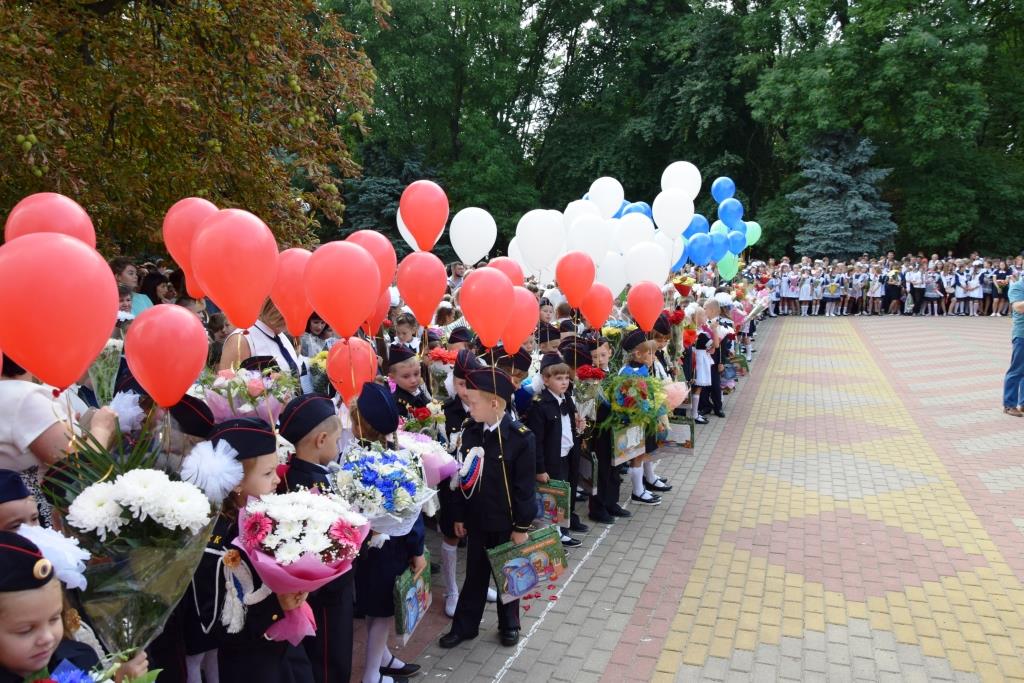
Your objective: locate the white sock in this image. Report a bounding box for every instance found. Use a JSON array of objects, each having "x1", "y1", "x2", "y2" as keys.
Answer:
[
  {"x1": 629, "y1": 466, "x2": 645, "y2": 497},
  {"x1": 440, "y1": 542, "x2": 459, "y2": 596},
  {"x1": 380, "y1": 645, "x2": 404, "y2": 670},
  {"x1": 691, "y1": 394, "x2": 701, "y2": 418},
  {"x1": 801, "y1": 304, "x2": 808, "y2": 315},
  {"x1": 643, "y1": 460, "x2": 658, "y2": 485},
  {"x1": 363, "y1": 617, "x2": 391, "y2": 683}
]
